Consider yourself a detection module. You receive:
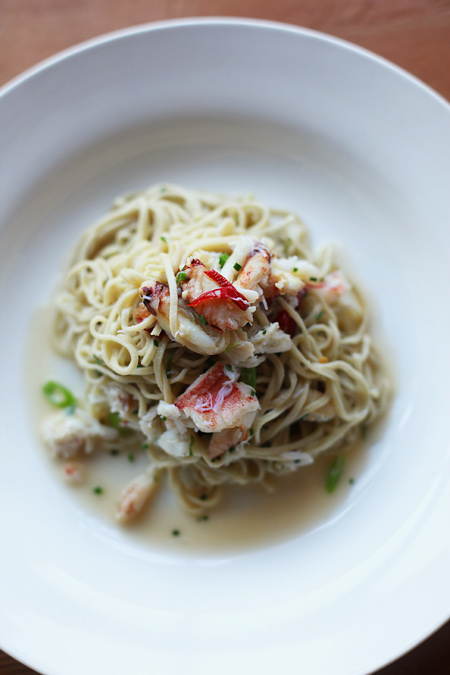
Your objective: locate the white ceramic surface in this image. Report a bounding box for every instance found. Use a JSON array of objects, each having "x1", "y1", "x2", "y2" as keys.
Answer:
[{"x1": 0, "y1": 18, "x2": 449, "y2": 675}]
